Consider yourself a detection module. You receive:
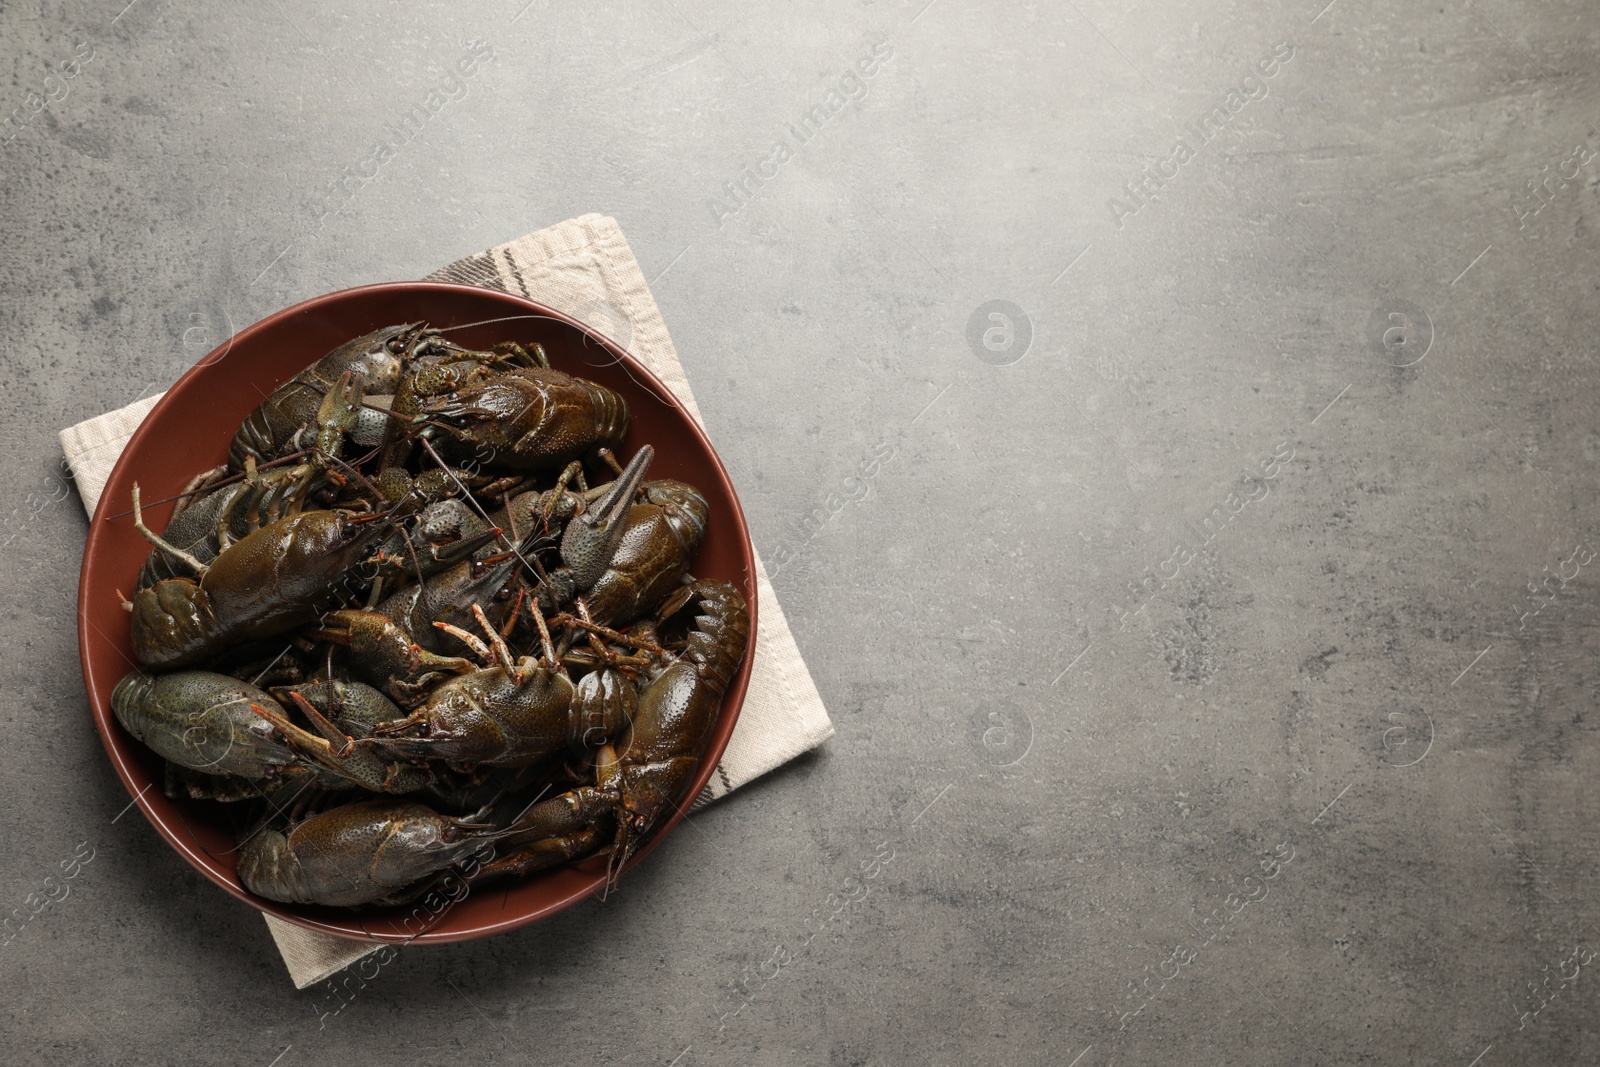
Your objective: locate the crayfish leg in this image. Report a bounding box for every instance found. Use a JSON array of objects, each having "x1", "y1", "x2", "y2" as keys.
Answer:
[
  {"x1": 172, "y1": 463, "x2": 229, "y2": 519},
  {"x1": 490, "y1": 340, "x2": 549, "y2": 369},
  {"x1": 131, "y1": 483, "x2": 210, "y2": 577},
  {"x1": 595, "y1": 448, "x2": 625, "y2": 479}
]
